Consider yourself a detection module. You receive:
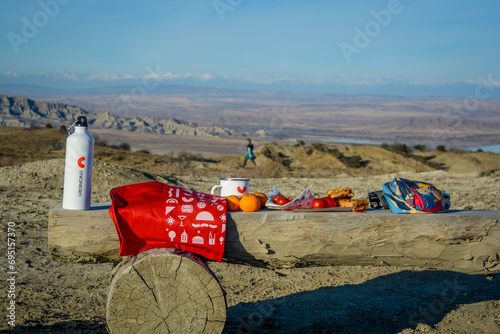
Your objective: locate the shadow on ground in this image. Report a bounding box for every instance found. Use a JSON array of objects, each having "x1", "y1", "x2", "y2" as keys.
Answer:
[
  {"x1": 3, "y1": 270, "x2": 498, "y2": 334},
  {"x1": 223, "y1": 270, "x2": 500, "y2": 333},
  {"x1": 0, "y1": 320, "x2": 106, "y2": 334}
]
